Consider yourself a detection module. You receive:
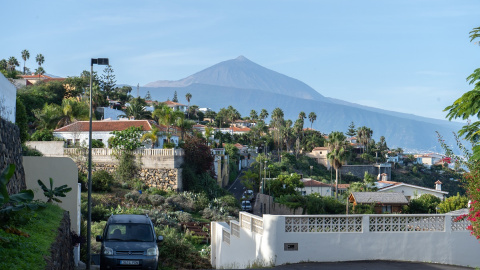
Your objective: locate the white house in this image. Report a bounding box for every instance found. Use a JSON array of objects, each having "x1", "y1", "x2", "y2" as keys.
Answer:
[
  {"x1": 376, "y1": 180, "x2": 448, "y2": 201},
  {"x1": 216, "y1": 126, "x2": 251, "y2": 135},
  {"x1": 415, "y1": 153, "x2": 445, "y2": 168},
  {"x1": 305, "y1": 147, "x2": 331, "y2": 169},
  {"x1": 297, "y1": 178, "x2": 333, "y2": 196},
  {"x1": 163, "y1": 100, "x2": 187, "y2": 112},
  {"x1": 0, "y1": 73, "x2": 16, "y2": 123},
  {"x1": 53, "y1": 119, "x2": 179, "y2": 148}
]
